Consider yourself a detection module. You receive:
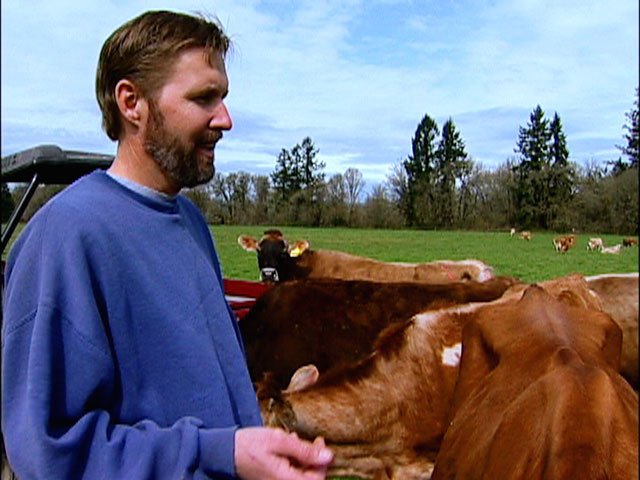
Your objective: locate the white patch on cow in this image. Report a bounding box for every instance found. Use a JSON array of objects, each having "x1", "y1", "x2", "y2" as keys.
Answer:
[
  {"x1": 586, "y1": 272, "x2": 639, "y2": 281},
  {"x1": 413, "y1": 310, "x2": 445, "y2": 329},
  {"x1": 387, "y1": 261, "x2": 415, "y2": 267},
  {"x1": 442, "y1": 343, "x2": 462, "y2": 367},
  {"x1": 414, "y1": 301, "x2": 492, "y2": 330}
]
